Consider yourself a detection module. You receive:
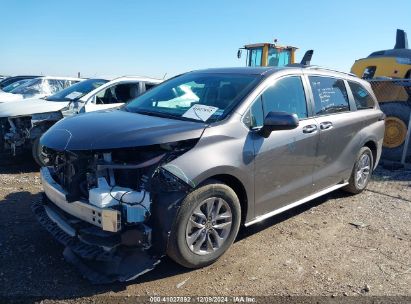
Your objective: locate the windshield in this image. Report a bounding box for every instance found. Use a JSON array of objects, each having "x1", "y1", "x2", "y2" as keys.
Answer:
[
  {"x1": 2, "y1": 79, "x2": 31, "y2": 92},
  {"x1": 46, "y1": 78, "x2": 108, "y2": 101},
  {"x1": 10, "y1": 78, "x2": 43, "y2": 95},
  {"x1": 126, "y1": 73, "x2": 260, "y2": 122}
]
